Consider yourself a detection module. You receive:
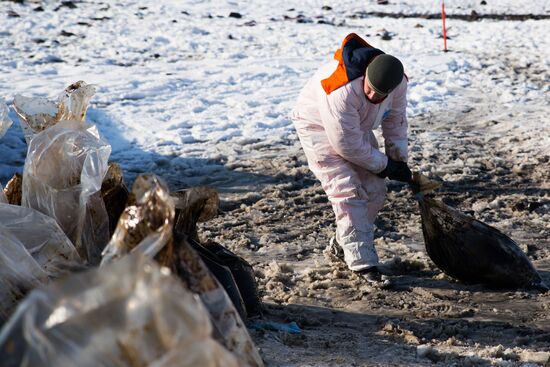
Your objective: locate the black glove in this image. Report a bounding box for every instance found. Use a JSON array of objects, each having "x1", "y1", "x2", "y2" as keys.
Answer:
[{"x1": 377, "y1": 157, "x2": 412, "y2": 183}]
